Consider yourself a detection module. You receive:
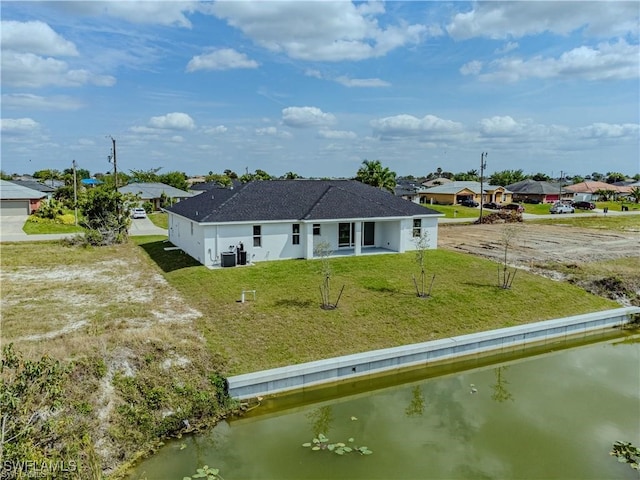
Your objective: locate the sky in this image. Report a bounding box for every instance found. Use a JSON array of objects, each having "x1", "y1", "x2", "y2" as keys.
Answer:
[{"x1": 1, "y1": 1, "x2": 639, "y2": 180}]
